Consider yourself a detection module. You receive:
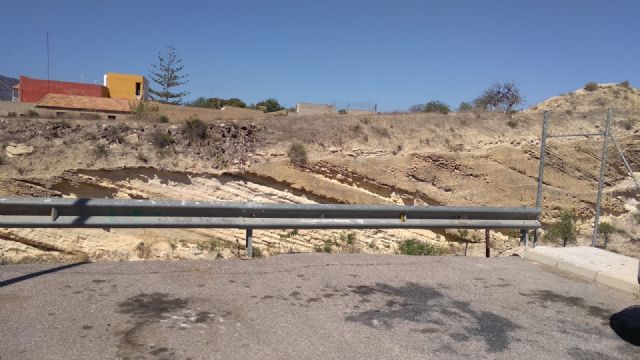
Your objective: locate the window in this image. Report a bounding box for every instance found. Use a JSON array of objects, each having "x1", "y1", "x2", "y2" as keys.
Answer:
[
  {"x1": 107, "y1": 115, "x2": 116, "y2": 120},
  {"x1": 135, "y1": 82, "x2": 141, "y2": 97},
  {"x1": 56, "y1": 112, "x2": 66, "y2": 118}
]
